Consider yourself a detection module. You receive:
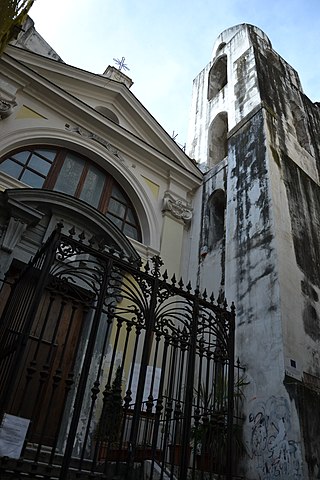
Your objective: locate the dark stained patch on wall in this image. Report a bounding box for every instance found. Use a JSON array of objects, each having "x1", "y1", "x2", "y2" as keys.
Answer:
[
  {"x1": 303, "y1": 94, "x2": 320, "y2": 179},
  {"x1": 234, "y1": 49, "x2": 258, "y2": 120},
  {"x1": 303, "y1": 303, "x2": 320, "y2": 342},
  {"x1": 250, "y1": 33, "x2": 289, "y2": 154},
  {"x1": 301, "y1": 279, "x2": 319, "y2": 302},
  {"x1": 285, "y1": 376, "x2": 320, "y2": 478},
  {"x1": 282, "y1": 154, "x2": 320, "y2": 289},
  {"x1": 229, "y1": 109, "x2": 276, "y2": 321}
]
